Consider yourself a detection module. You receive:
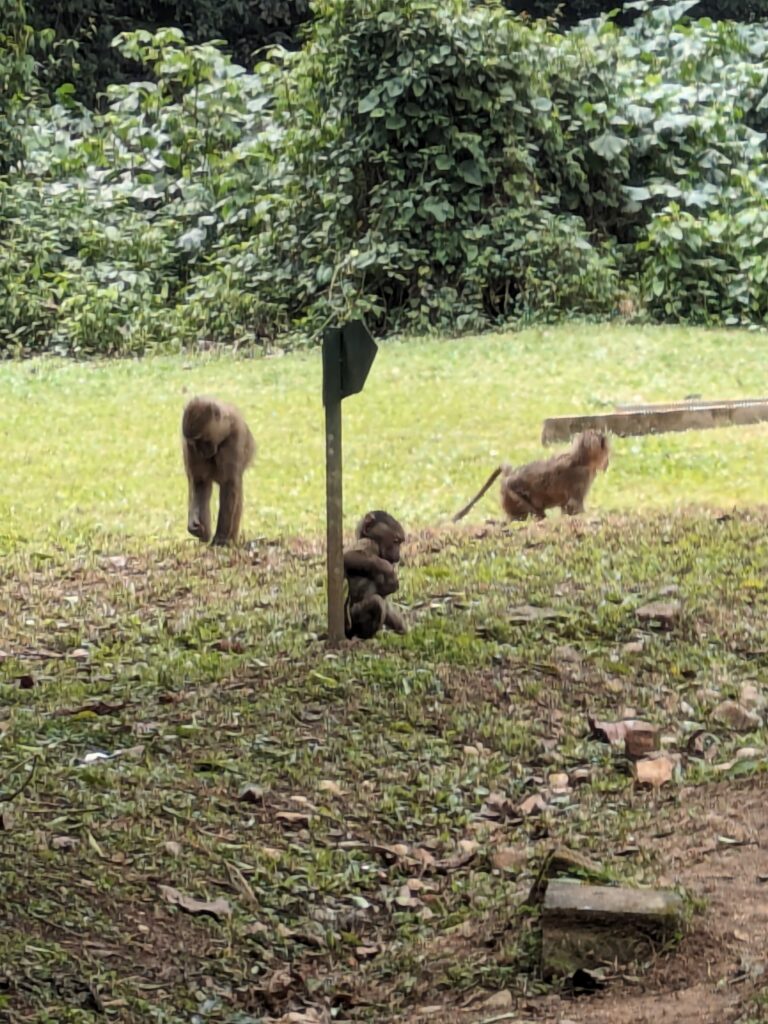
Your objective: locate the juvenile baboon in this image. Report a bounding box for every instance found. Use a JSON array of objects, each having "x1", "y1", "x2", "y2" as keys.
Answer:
[
  {"x1": 344, "y1": 510, "x2": 407, "y2": 640},
  {"x1": 453, "y1": 430, "x2": 610, "y2": 523},
  {"x1": 181, "y1": 396, "x2": 256, "y2": 546}
]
